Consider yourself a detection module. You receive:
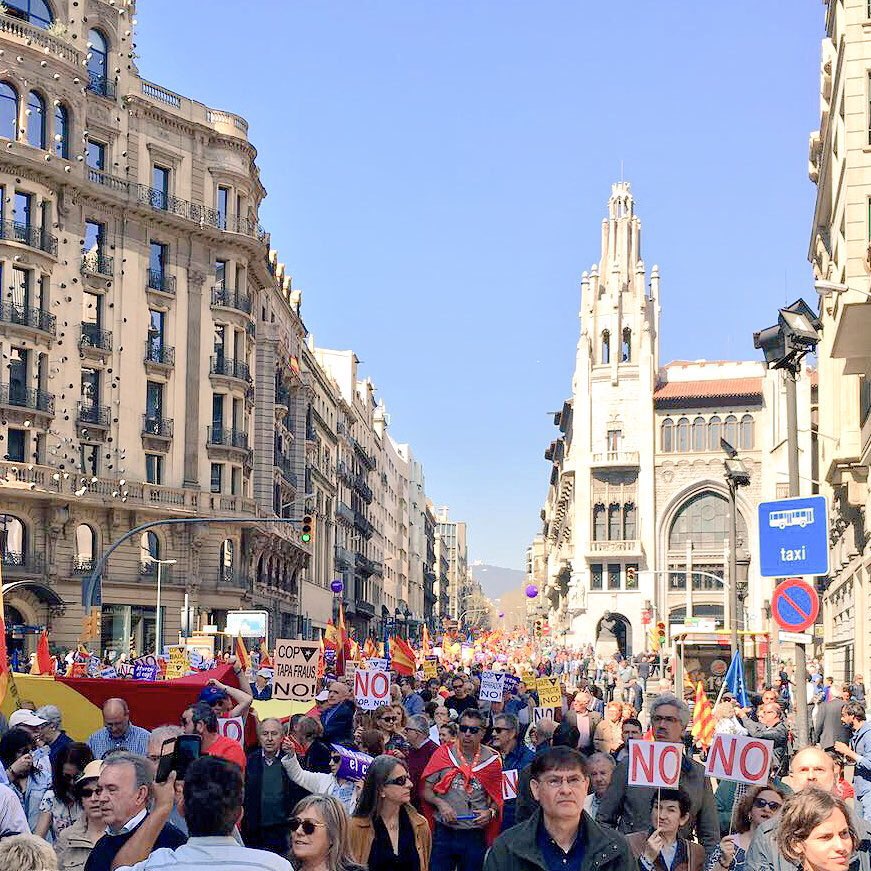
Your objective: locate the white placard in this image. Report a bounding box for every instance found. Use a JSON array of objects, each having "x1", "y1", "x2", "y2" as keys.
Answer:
[
  {"x1": 502, "y1": 769, "x2": 518, "y2": 800},
  {"x1": 217, "y1": 716, "x2": 245, "y2": 746},
  {"x1": 628, "y1": 740, "x2": 683, "y2": 788},
  {"x1": 533, "y1": 707, "x2": 555, "y2": 725},
  {"x1": 367, "y1": 658, "x2": 389, "y2": 672},
  {"x1": 354, "y1": 668, "x2": 391, "y2": 710},
  {"x1": 272, "y1": 639, "x2": 320, "y2": 702},
  {"x1": 479, "y1": 671, "x2": 505, "y2": 702},
  {"x1": 705, "y1": 733, "x2": 774, "y2": 785}
]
